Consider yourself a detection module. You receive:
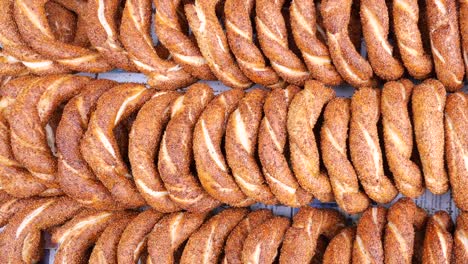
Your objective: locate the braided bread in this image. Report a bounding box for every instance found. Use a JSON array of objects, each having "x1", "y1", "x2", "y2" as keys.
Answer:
[
  {"x1": 323, "y1": 227, "x2": 356, "y2": 264},
  {"x1": 56, "y1": 79, "x2": 120, "y2": 210},
  {"x1": 148, "y1": 211, "x2": 207, "y2": 264},
  {"x1": 185, "y1": 0, "x2": 252, "y2": 89},
  {"x1": 242, "y1": 216, "x2": 291, "y2": 264},
  {"x1": 13, "y1": 0, "x2": 112, "y2": 72},
  {"x1": 256, "y1": 0, "x2": 310, "y2": 86},
  {"x1": 280, "y1": 207, "x2": 345, "y2": 263},
  {"x1": 120, "y1": 0, "x2": 196, "y2": 89},
  {"x1": 461, "y1": 0, "x2": 468, "y2": 77},
  {"x1": 225, "y1": 89, "x2": 277, "y2": 205},
  {"x1": 455, "y1": 213, "x2": 468, "y2": 264},
  {"x1": 352, "y1": 207, "x2": 387, "y2": 263},
  {"x1": 158, "y1": 83, "x2": 221, "y2": 212},
  {"x1": 426, "y1": 0, "x2": 465, "y2": 91},
  {"x1": 224, "y1": 0, "x2": 283, "y2": 87},
  {"x1": 360, "y1": 0, "x2": 404, "y2": 80},
  {"x1": 321, "y1": 0, "x2": 374, "y2": 87},
  {"x1": 445, "y1": 92, "x2": 468, "y2": 210},
  {"x1": 321, "y1": 97, "x2": 369, "y2": 214},
  {"x1": 288, "y1": 80, "x2": 335, "y2": 202},
  {"x1": 180, "y1": 208, "x2": 248, "y2": 264},
  {"x1": 194, "y1": 89, "x2": 254, "y2": 207},
  {"x1": 258, "y1": 86, "x2": 313, "y2": 207},
  {"x1": 223, "y1": 209, "x2": 273, "y2": 264},
  {"x1": 129, "y1": 91, "x2": 182, "y2": 213},
  {"x1": 382, "y1": 79, "x2": 424, "y2": 198},
  {"x1": 422, "y1": 211, "x2": 454, "y2": 264},
  {"x1": 412, "y1": 79, "x2": 448, "y2": 194},
  {"x1": 81, "y1": 83, "x2": 154, "y2": 209},
  {"x1": 349, "y1": 88, "x2": 398, "y2": 203},
  {"x1": 384, "y1": 198, "x2": 427, "y2": 264}
]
